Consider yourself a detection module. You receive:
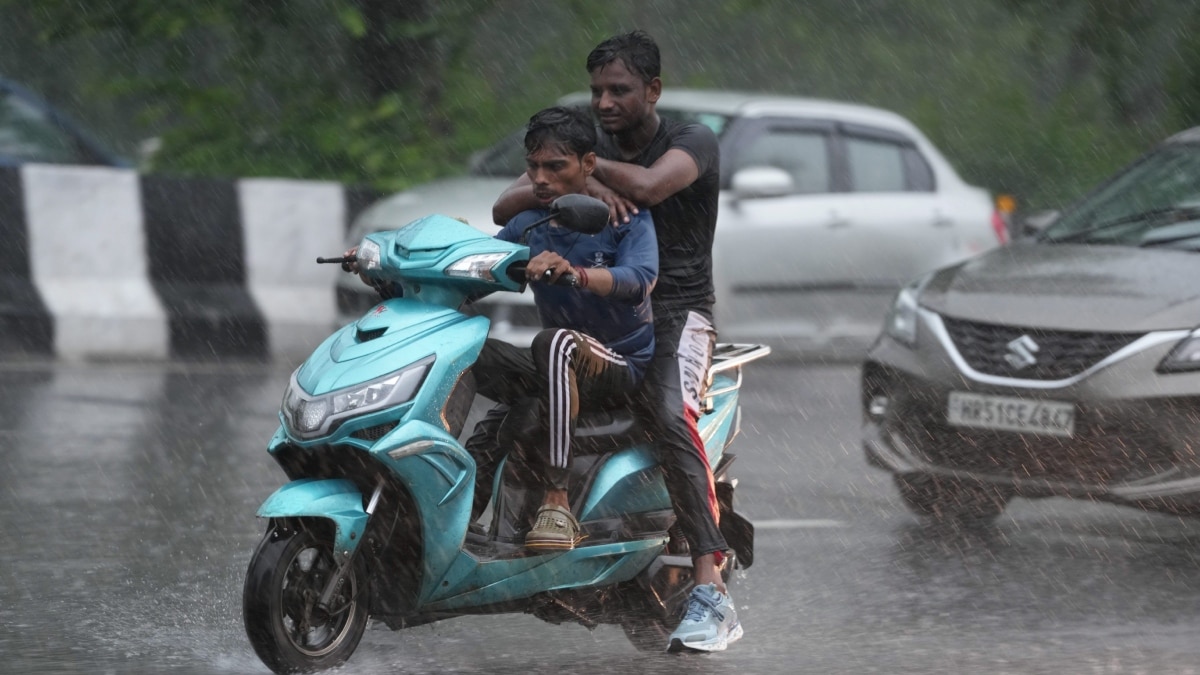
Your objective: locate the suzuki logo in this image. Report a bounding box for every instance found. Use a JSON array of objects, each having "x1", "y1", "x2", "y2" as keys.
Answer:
[{"x1": 1004, "y1": 335, "x2": 1039, "y2": 370}]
